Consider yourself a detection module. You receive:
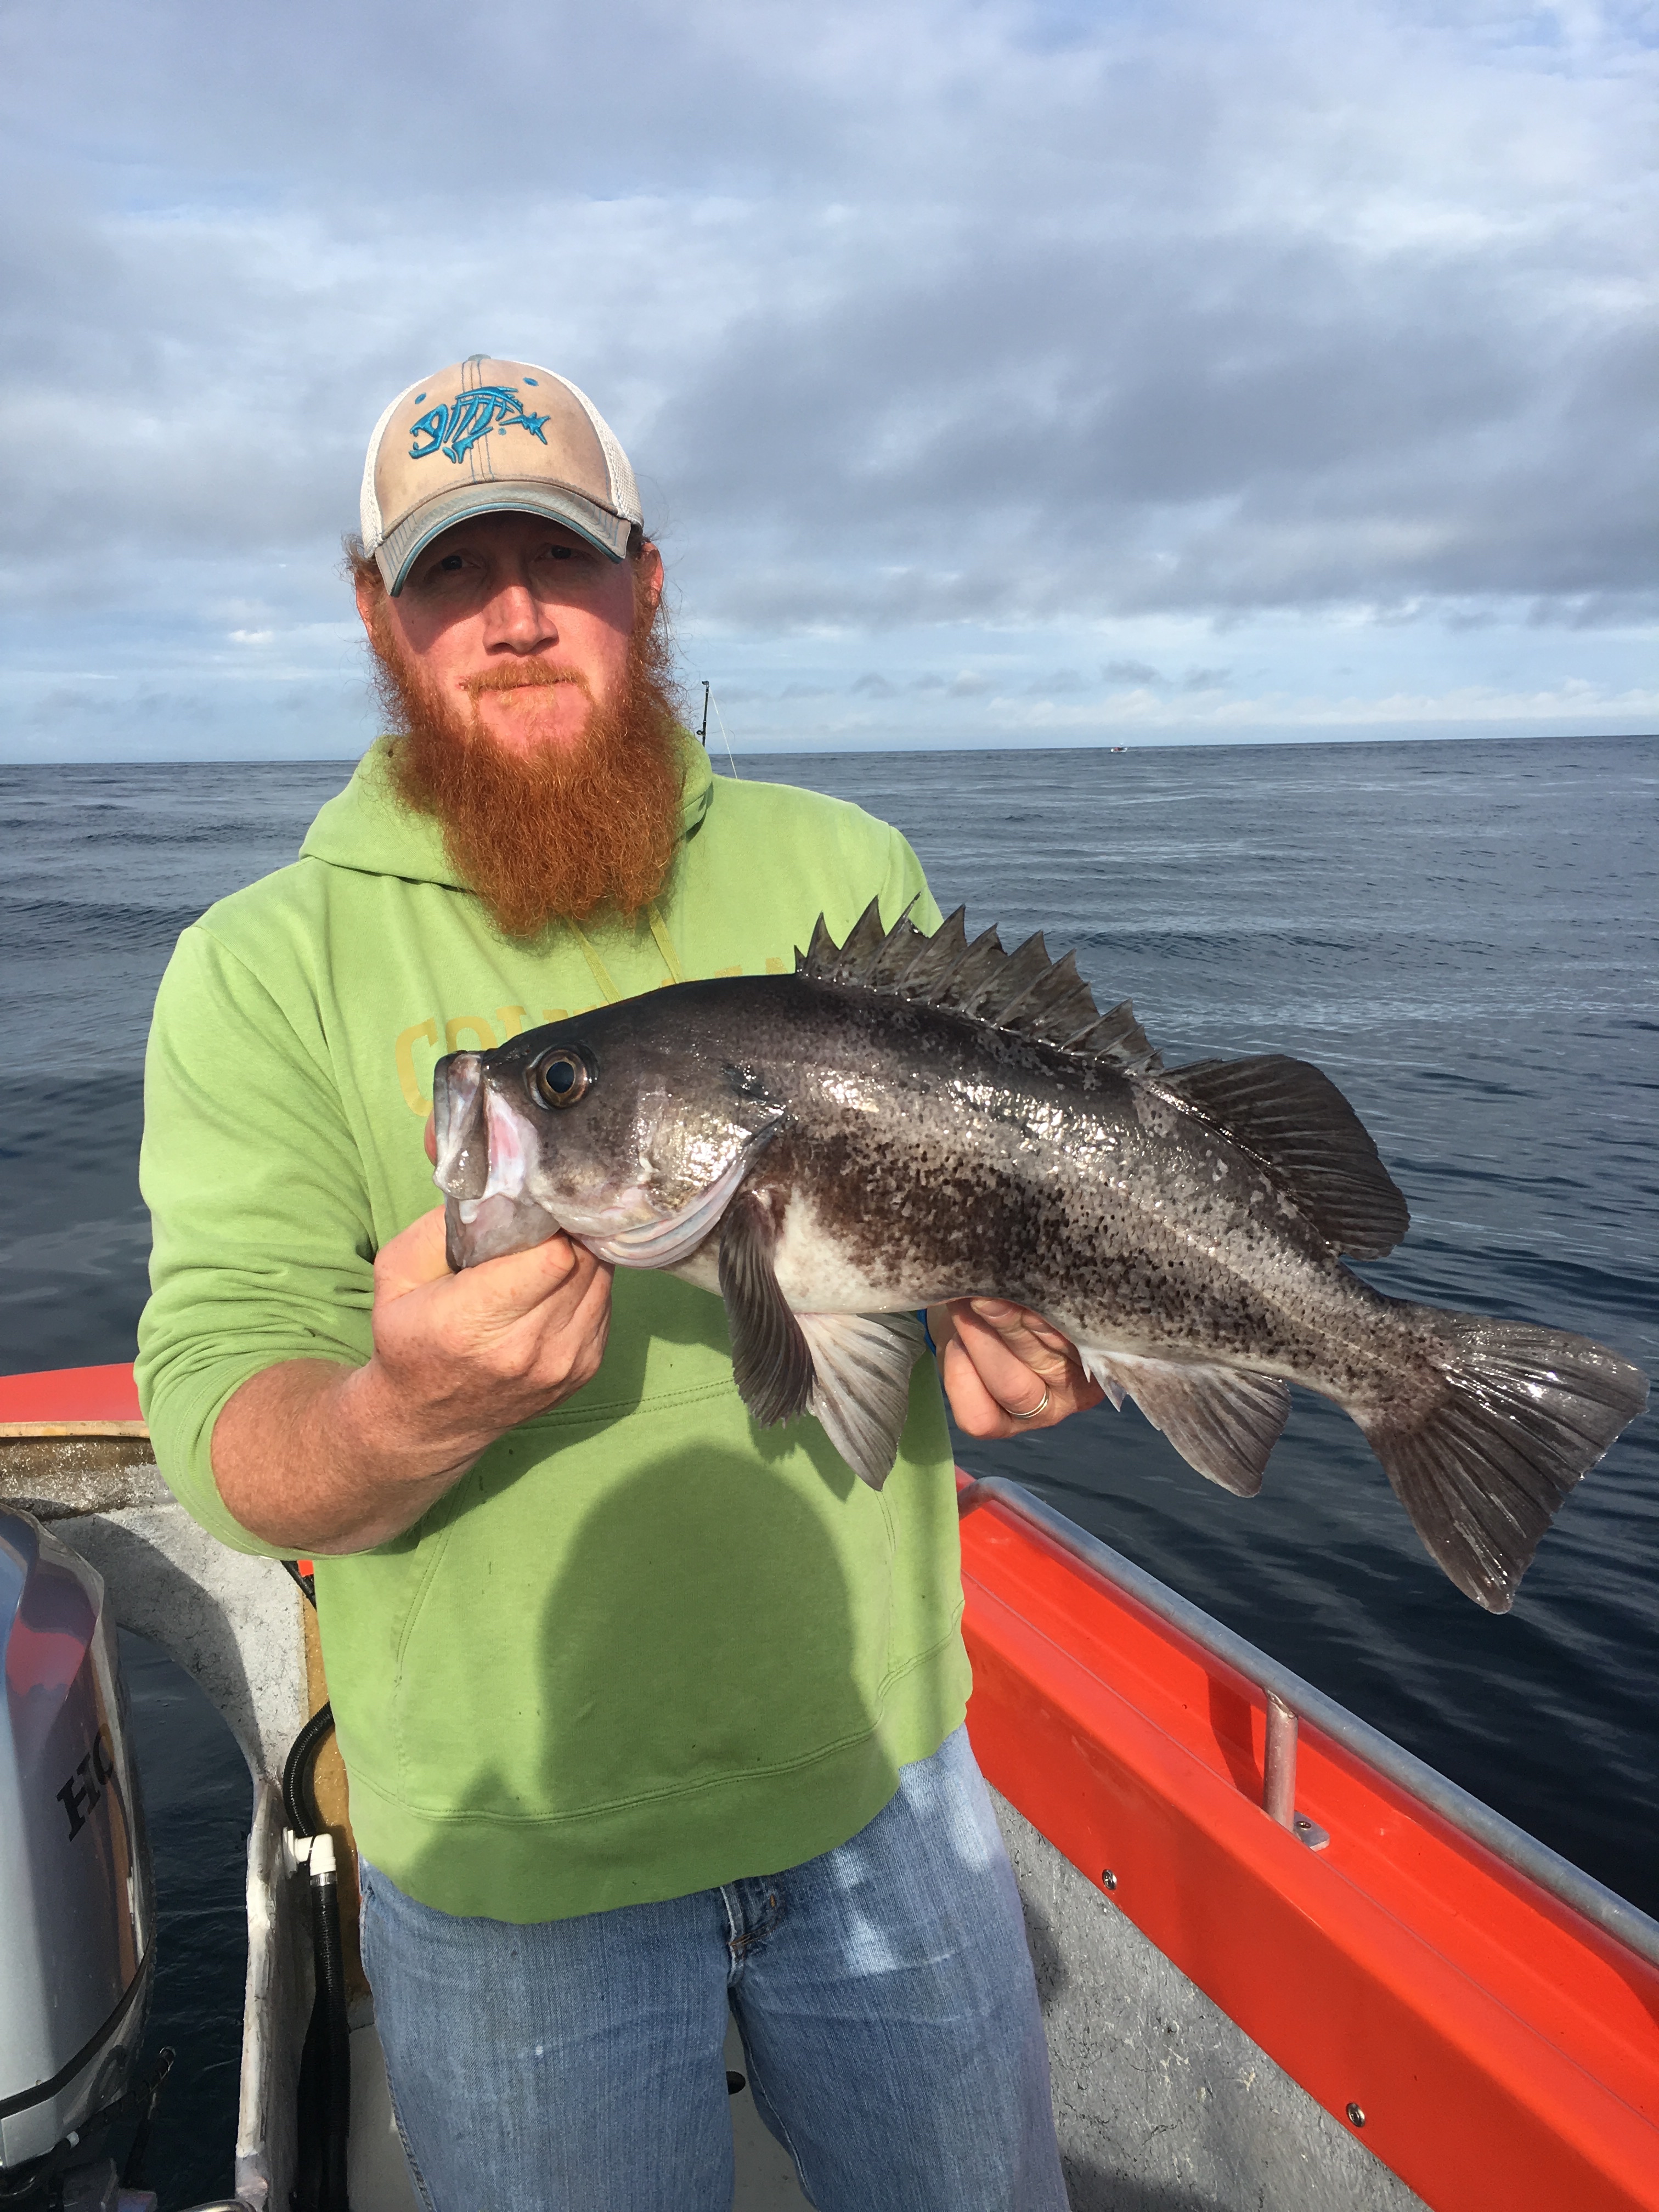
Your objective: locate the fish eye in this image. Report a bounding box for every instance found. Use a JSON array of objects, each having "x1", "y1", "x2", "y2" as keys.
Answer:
[{"x1": 532, "y1": 1048, "x2": 591, "y2": 1109}]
